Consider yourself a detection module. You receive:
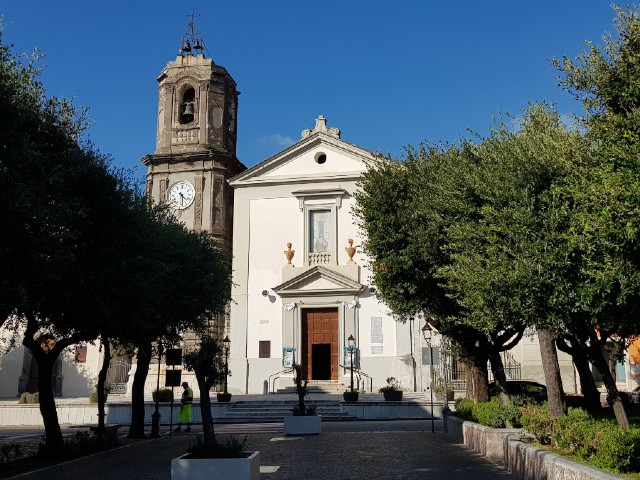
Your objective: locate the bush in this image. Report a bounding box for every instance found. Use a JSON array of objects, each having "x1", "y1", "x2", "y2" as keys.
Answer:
[
  {"x1": 471, "y1": 398, "x2": 521, "y2": 428},
  {"x1": 454, "y1": 398, "x2": 475, "y2": 420},
  {"x1": 520, "y1": 404, "x2": 554, "y2": 444},
  {"x1": 553, "y1": 408, "x2": 602, "y2": 458},
  {"x1": 187, "y1": 435, "x2": 247, "y2": 459},
  {"x1": 592, "y1": 427, "x2": 640, "y2": 473},
  {"x1": 379, "y1": 377, "x2": 402, "y2": 393},
  {"x1": 61, "y1": 431, "x2": 119, "y2": 458},
  {"x1": 152, "y1": 388, "x2": 174, "y2": 402},
  {"x1": 18, "y1": 392, "x2": 39, "y2": 404},
  {"x1": 89, "y1": 385, "x2": 110, "y2": 404}
]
